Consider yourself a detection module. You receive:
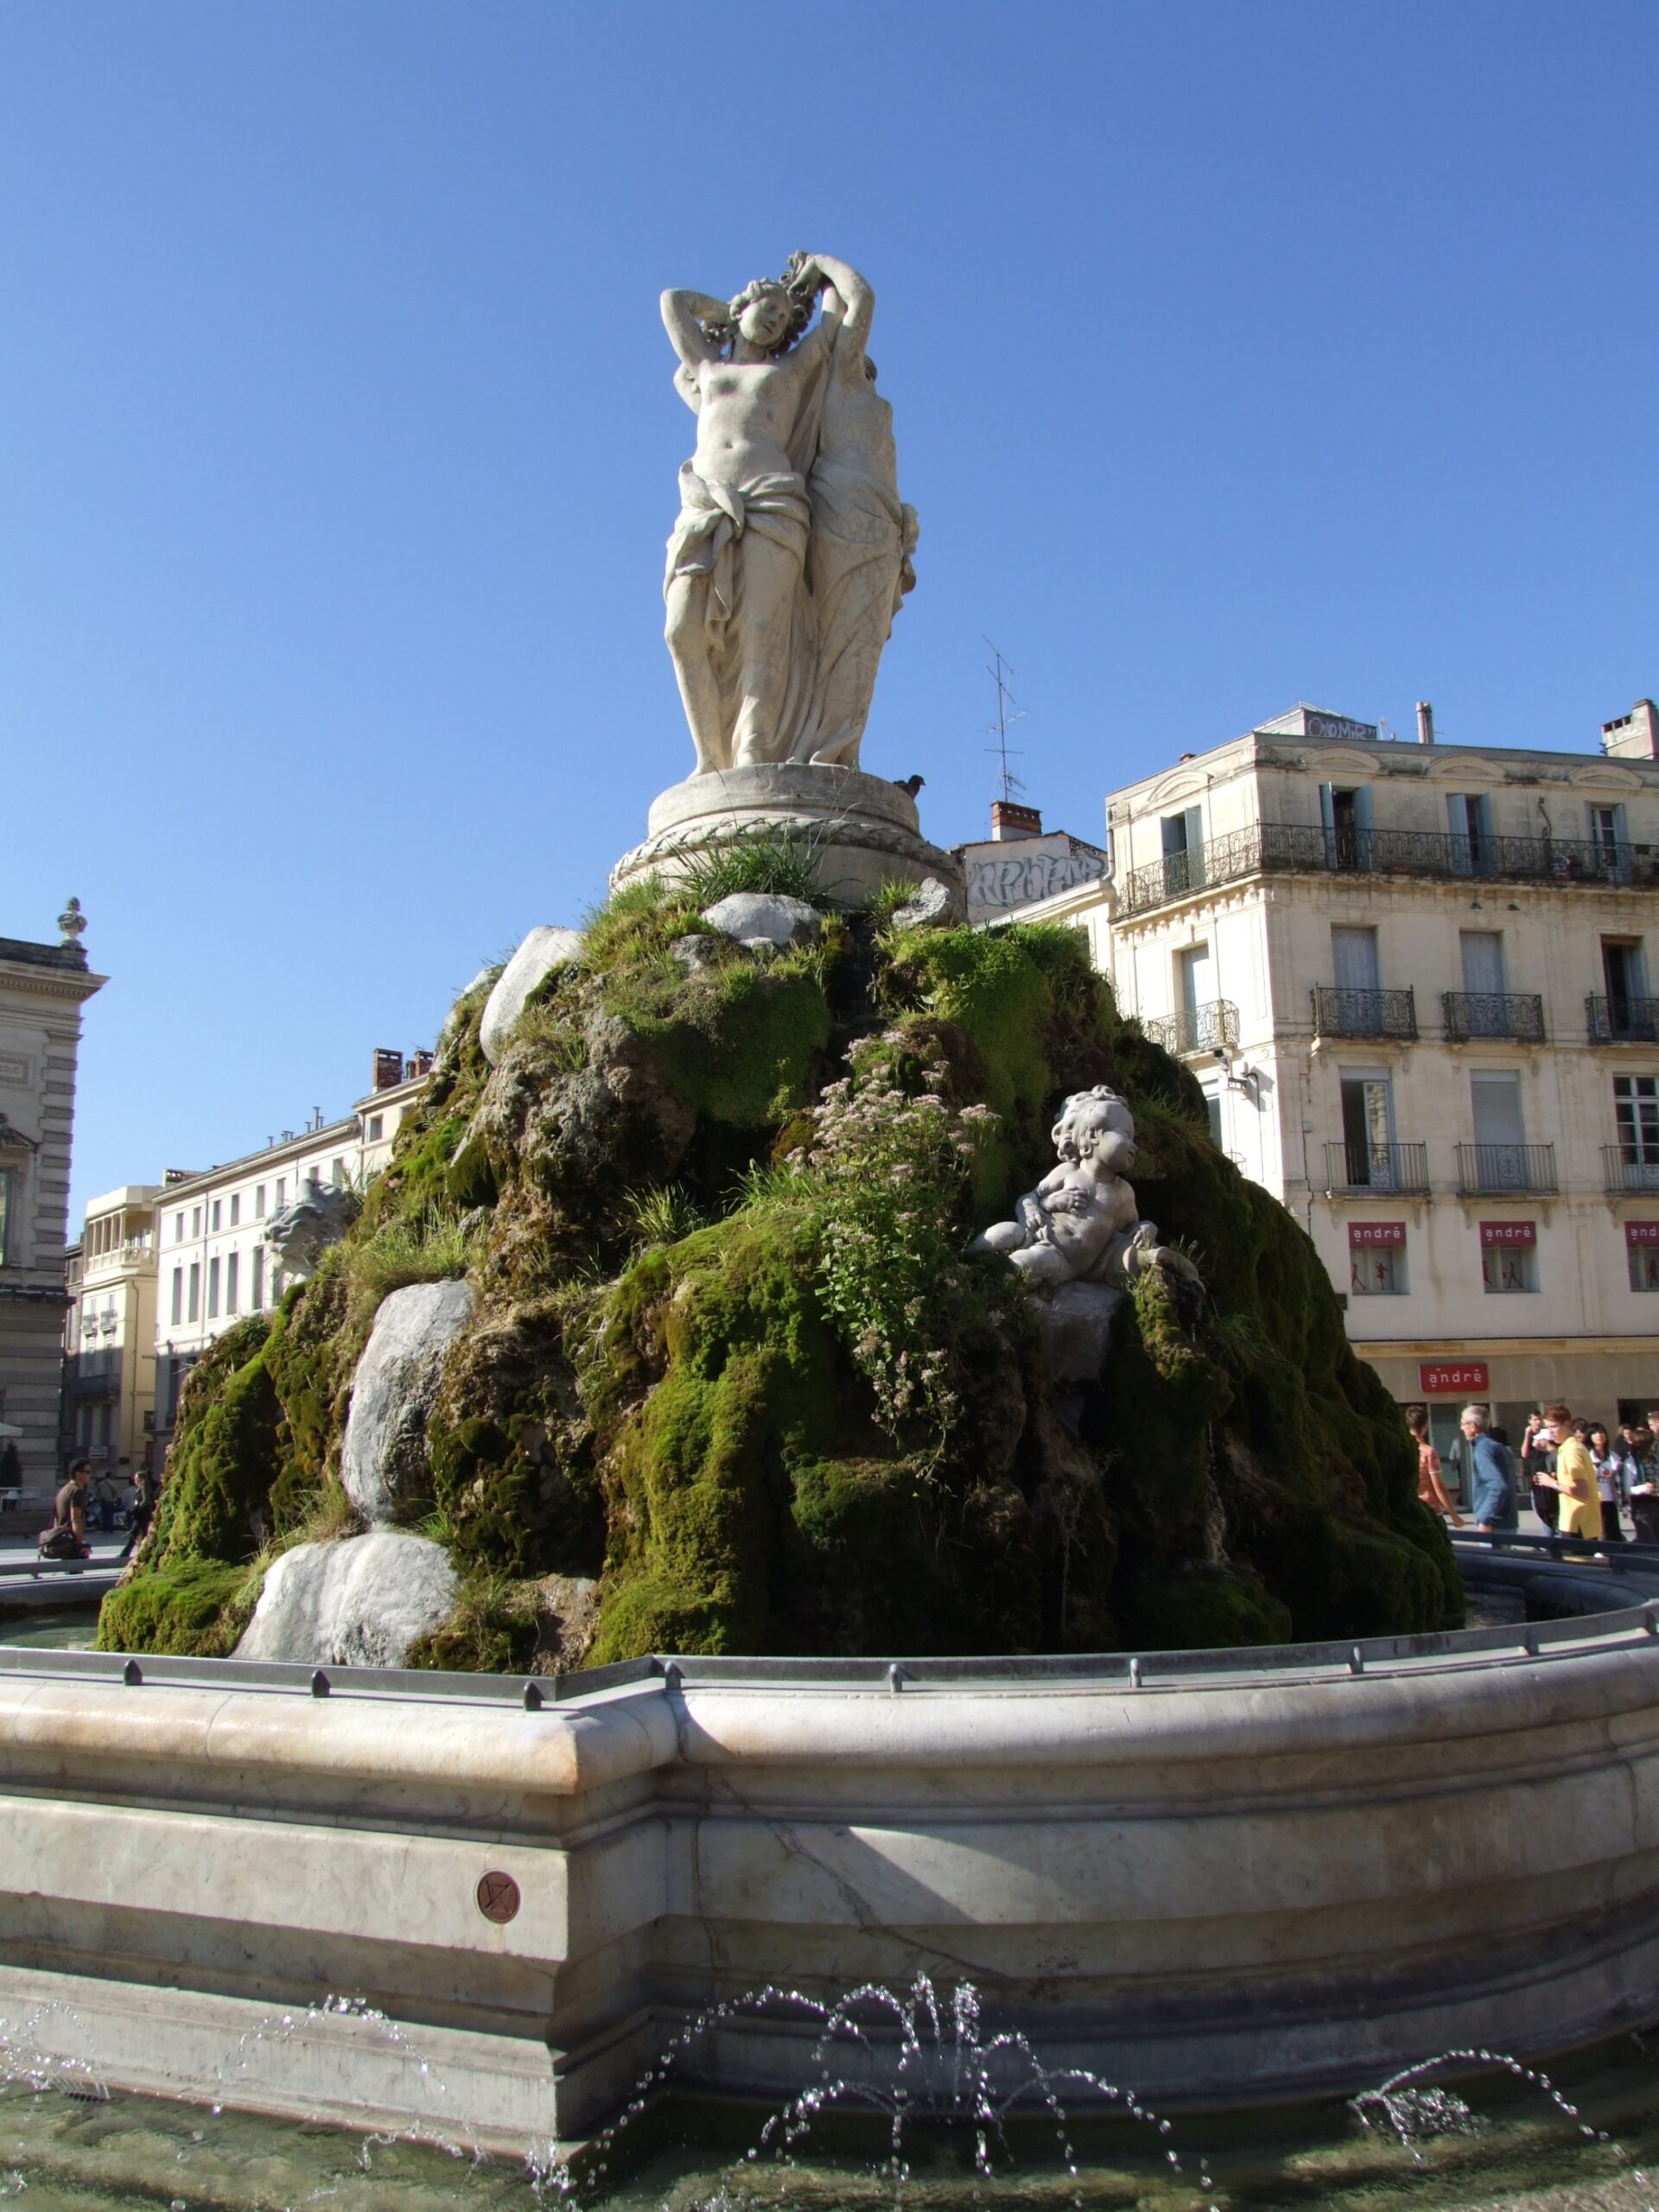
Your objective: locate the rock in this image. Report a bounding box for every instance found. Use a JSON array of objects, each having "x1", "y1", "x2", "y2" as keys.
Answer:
[
  {"x1": 1038, "y1": 1281, "x2": 1128, "y2": 1386},
  {"x1": 234, "y1": 1531, "x2": 458, "y2": 1668},
  {"x1": 699, "y1": 893, "x2": 821, "y2": 950},
  {"x1": 264, "y1": 1182, "x2": 358, "y2": 1282},
  {"x1": 669, "y1": 933, "x2": 723, "y2": 975},
  {"x1": 341, "y1": 1280, "x2": 474, "y2": 1524},
  {"x1": 889, "y1": 875, "x2": 957, "y2": 929},
  {"x1": 480, "y1": 926, "x2": 584, "y2": 1065},
  {"x1": 741, "y1": 937, "x2": 780, "y2": 957}
]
